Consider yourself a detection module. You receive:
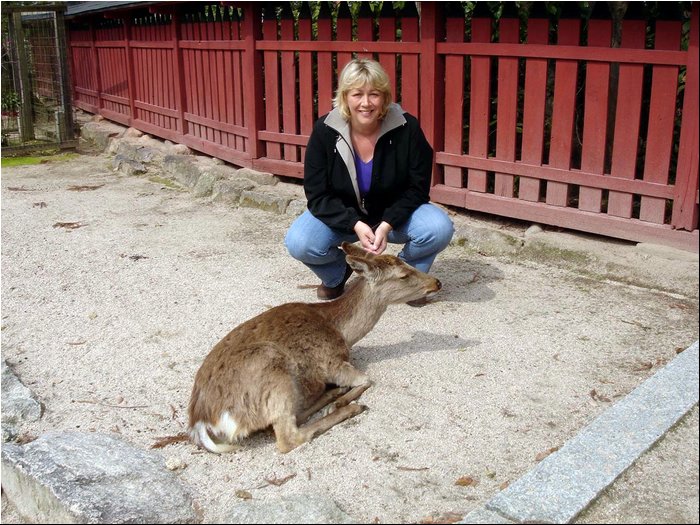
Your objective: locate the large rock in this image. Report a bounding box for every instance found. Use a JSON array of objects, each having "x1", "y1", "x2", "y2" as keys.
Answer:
[{"x1": 1, "y1": 432, "x2": 201, "y2": 523}]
